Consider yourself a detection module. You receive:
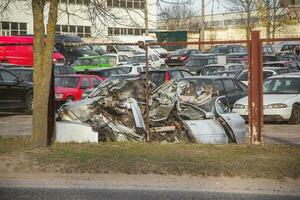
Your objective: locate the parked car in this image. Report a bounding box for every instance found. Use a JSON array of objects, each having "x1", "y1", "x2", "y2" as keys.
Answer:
[
  {"x1": 89, "y1": 45, "x2": 106, "y2": 55},
  {"x1": 237, "y1": 67, "x2": 293, "y2": 86},
  {"x1": 54, "y1": 64, "x2": 76, "y2": 76},
  {"x1": 0, "y1": 67, "x2": 33, "y2": 114},
  {"x1": 212, "y1": 70, "x2": 242, "y2": 78},
  {"x1": 124, "y1": 54, "x2": 164, "y2": 69},
  {"x1": 6, "y1": 67, "x2": 33, "y2": 82},
  {"x1": 55, "y1": 35, "x2": 98, "y2": 64},
  {"x1": 149, "y1": 45, "x2": 168, "y2": 58},
  {"x1": 185, "y1": 54, "x2": 218, "y2": 74},
  {"x1": 233, "y1": 72, "x2": 300, "y2": 124},
  {"x1": 263, "y1": 44, "x2": 276, "y2": 55},
  {"x1": 0, "y1": 36, "x2": 64, "y2": 66},
  {"x1": 179, "y1": 76, "x2": 248, "y2": 108},
  {"x1": 106, "y1": 45, "x2": 144, "y2": 56},
  {"x1": 103, "y1": 53, "x2": 129, "y2": 66},
  {"x1": 279, "y1": 42, "x2": 300, "y2": 54},
  {"x1": 140, "y1": 68, "x2": 193, "y2": 89},
  {"x1": 78, "y1": 67, "x2": 128, "y2": 80},
  {"x1": 226, "y1": 53, "x2": 248, "y2": 65},
  {"x1": 55, "y1": 74, "x2": 102, "y2": 104},
  {"x1": 208, "y1": 45, "x2": 247, "y2": 54},
  {"x1": 198, "y1": 64, "x2": 246, "y2": 76},
  {"x1": 81, "y1": 74, "x2": 138, "y2": 99},
  {"x1": 263, "y1": 61, "x2": 300, "y2": 70},
  {"x1": 165, "y1": 49, "x2": 201, "y2": 67},
  {"x1": 73, "y1": 56, "x2": 111, "y2": 71}
]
